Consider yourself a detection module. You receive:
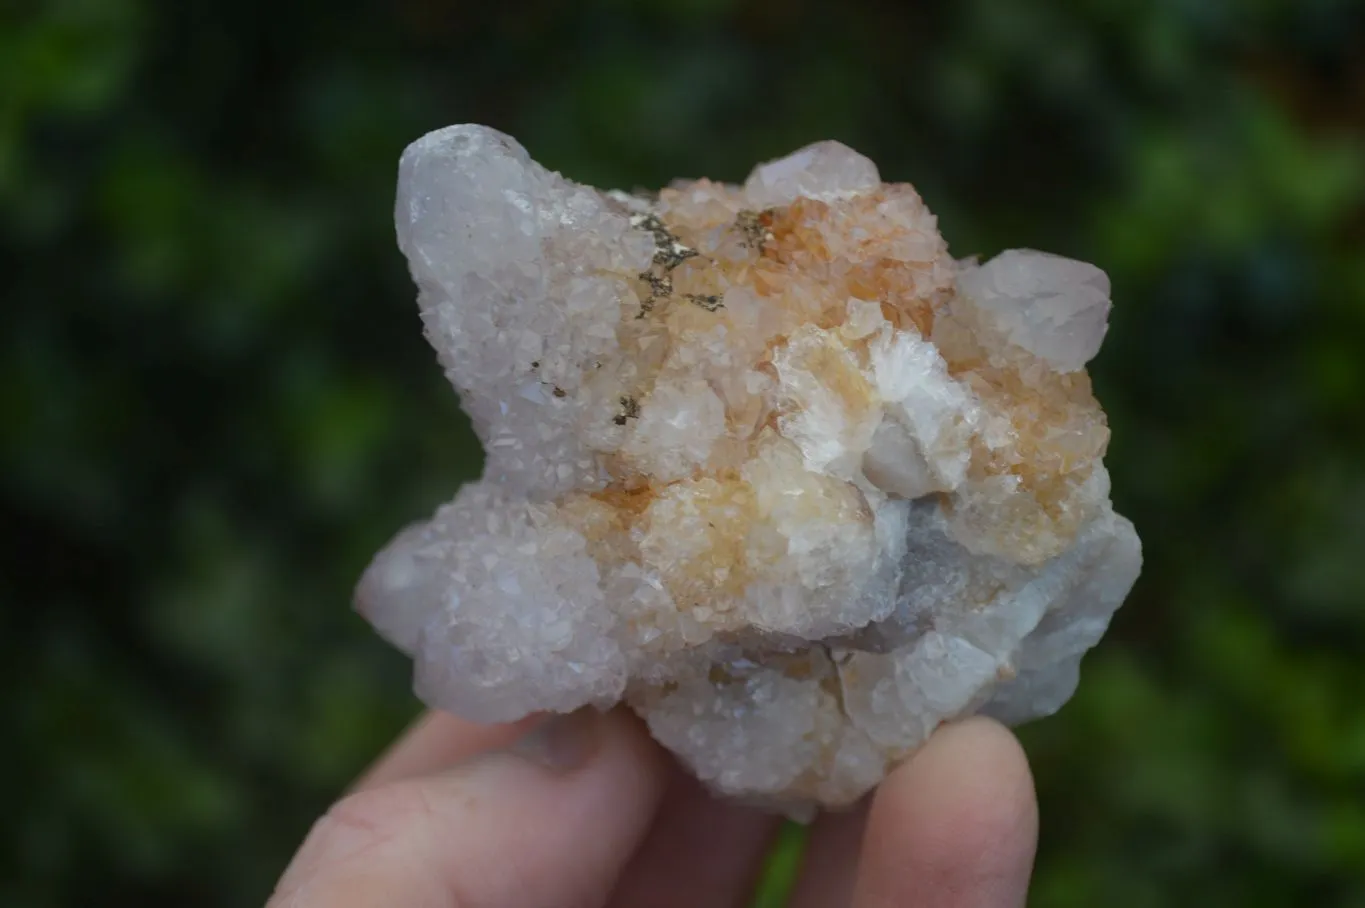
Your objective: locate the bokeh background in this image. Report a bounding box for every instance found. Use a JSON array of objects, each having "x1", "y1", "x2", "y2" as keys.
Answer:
[{"x1": 6, "y1": 0, "x2": 1365, "y2": 905}]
